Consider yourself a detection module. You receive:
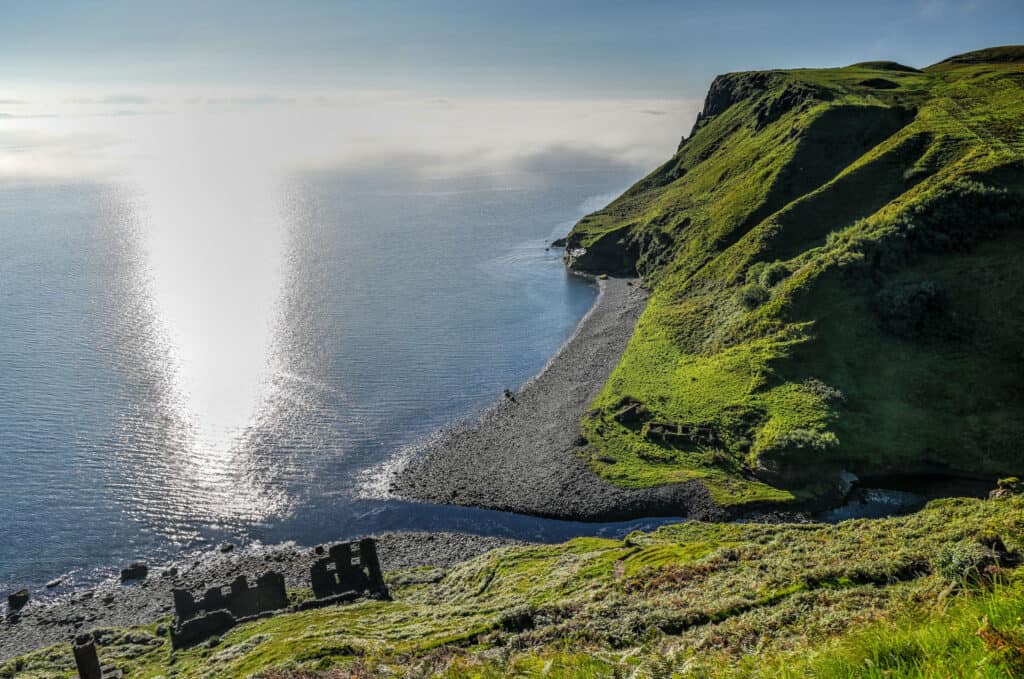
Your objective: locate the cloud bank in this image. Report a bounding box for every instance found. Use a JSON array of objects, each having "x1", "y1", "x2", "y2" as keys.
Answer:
[{"x1": 0, "y1": 88, "x2": 700, "y2": 183}]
